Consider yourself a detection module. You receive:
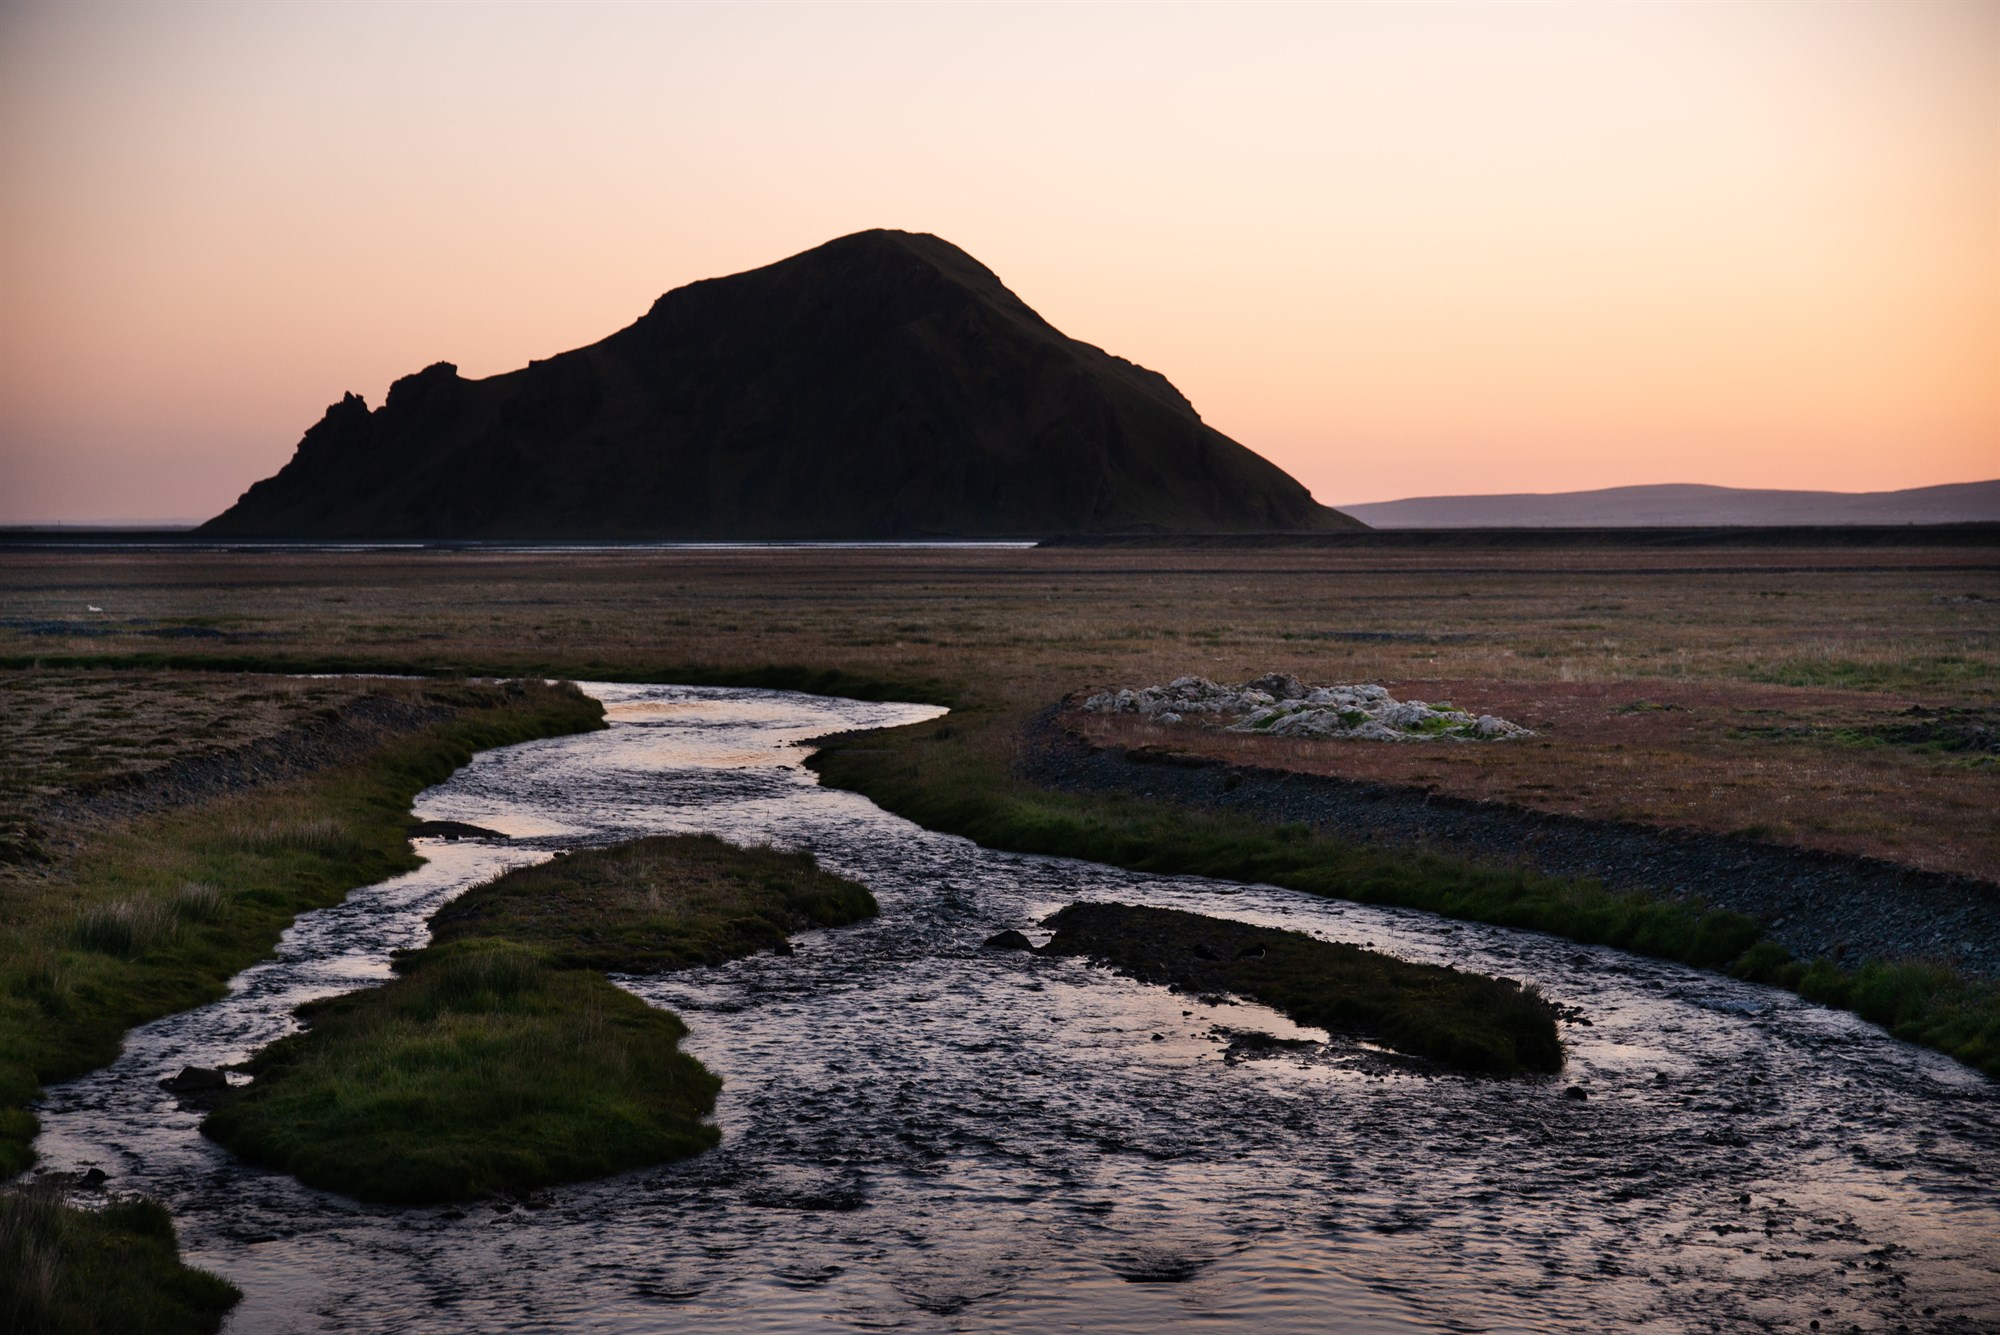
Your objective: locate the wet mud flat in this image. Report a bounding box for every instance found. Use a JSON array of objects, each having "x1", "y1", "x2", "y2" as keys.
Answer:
[
  {"x1": 25, "y1": 684, "x2": 2000, "y2": 1334},
  {"x1": 1019, "y1": 707, "x2": 2000, "y2": 978}
]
